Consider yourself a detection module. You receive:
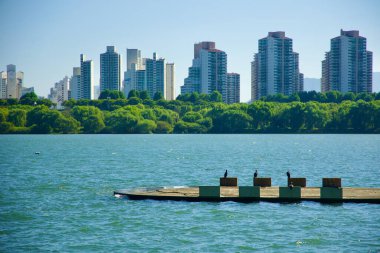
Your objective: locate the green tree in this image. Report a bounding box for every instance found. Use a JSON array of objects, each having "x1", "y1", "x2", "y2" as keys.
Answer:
[
  {"x1": 153, "y1": 92, "x2": 163, "y2": 101},
  {"x1": 0, "y1": 122, "x2": 13, "y2": 133},
  {"x1": 99, "y1": 90, "x2": 125, "y2": 99},
  {"x1": 139, "y1": 90, "x2": 150, "y2": 100},
  {"x1": 27, "y1": 107, "x2": 79, "y2": 133},
  {"x1": 155, "y1": 121, "x2": 173, "y2": 133},
  {"x1": 136, "y1": 119, "x2": 157, "y2": 133},
  {"x1": 8, "y1": 109, "x2": 27, "y2": 127},
  {"x1": 213, "y1": 110, "x2": 252, "y2": 133},
  {"x1": 0, "y1": 108, "x2": 9, "y2": 123},
  {"x1": 127, "y1": 97, "x2": 142, "y2": 105},
  {"x1": 210, "y1": 91, "x2": 222, "y2": 102},
  {"x1": 71, "y1": 106, "x2": 105, "y2": 133},
  {"x1": 105, "y1": 108, "x2": 140, "y2": 133},
  {"x1": 19, "y1": 92, "x2": 38, "y2": 105},
  {"x1": 303, "y1": 102, "x2": 329, "y2": 130},
  {"x1": 189, "y1": 92, "x2": 200, "y2": 103},
  {"x1": 173, "y1": 121, "x2": 207, "y2": 133},
  {"x1": 62, "y1": 98, "x2": 77, "y2": 108},
  {"x1": 248, "y1": 101, "x2": 273, "y2": 130},
  {"x1": 349, "y1": 100, "x2": 376, "y2": 131},
  {"x1": 128, "y1": 90, "x2": 139, "y2": 99},
  {"x1": 182, "y1": 111, "x2": 202, "y2": 123},
  {"x1": 342, "y1": 92, "x2": 356, "y2": 101}
]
